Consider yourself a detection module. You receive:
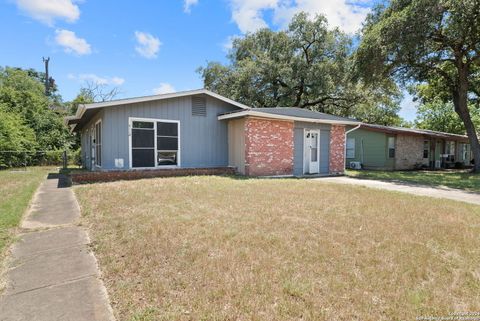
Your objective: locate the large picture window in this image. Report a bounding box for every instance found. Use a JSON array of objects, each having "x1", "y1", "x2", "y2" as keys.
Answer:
[{"x1": 130, "y1": 118, "x2": 180, "y2": 168}]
